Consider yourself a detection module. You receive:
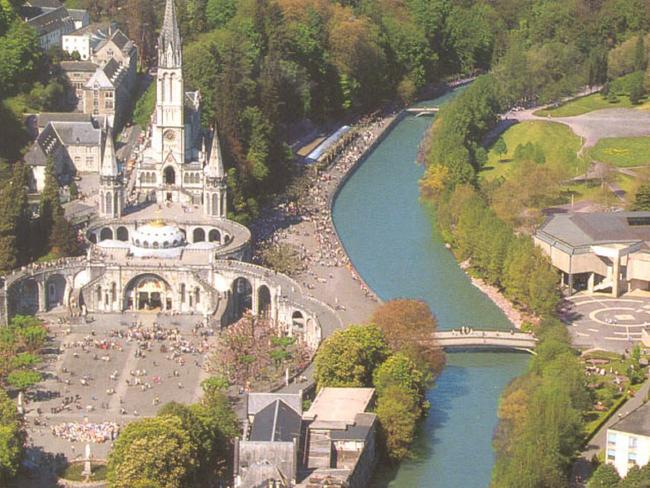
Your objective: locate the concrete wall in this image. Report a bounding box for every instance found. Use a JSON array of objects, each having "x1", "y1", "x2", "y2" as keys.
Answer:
[{"x1": 607, "y1": 429, "x2": 650, "y2": 478}]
